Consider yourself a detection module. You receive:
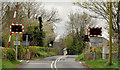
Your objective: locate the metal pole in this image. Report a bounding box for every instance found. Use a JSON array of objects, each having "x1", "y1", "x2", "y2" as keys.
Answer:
[
  {"x1": 16, "y1": 33, "x2": 18, "y2": 60},
  {"x1": 26, "y1": 35, "x2": 28, "y2": 59},
  {"x1": 26, "y1": 35, "x2": 28, "y2": 46}
]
